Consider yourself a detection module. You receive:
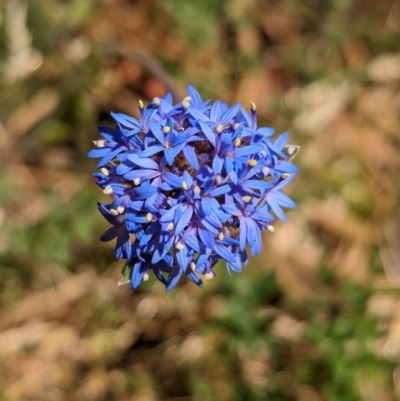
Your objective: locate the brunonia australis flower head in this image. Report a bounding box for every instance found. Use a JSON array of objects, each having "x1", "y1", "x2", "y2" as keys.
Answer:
[{"x1": 88, "y1": 85, "x2": 299, "y2": 291}]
